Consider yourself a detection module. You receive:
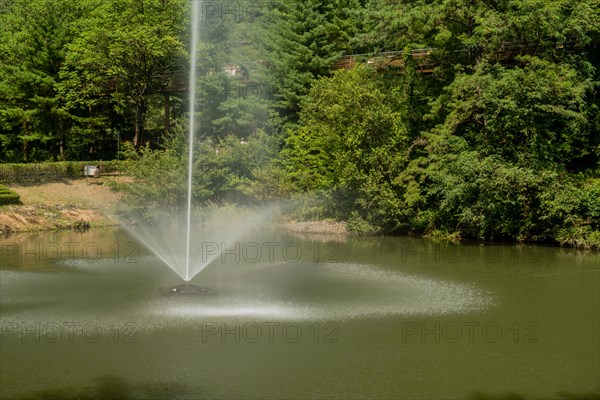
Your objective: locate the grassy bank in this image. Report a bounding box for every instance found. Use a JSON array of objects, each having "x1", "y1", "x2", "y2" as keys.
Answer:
[
  {"x1": 0, "y1": 179, "x2": 122, "y2": 233},
  {"x1": 0, "y1": 178, "x2": 348, "y2": 237}
]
